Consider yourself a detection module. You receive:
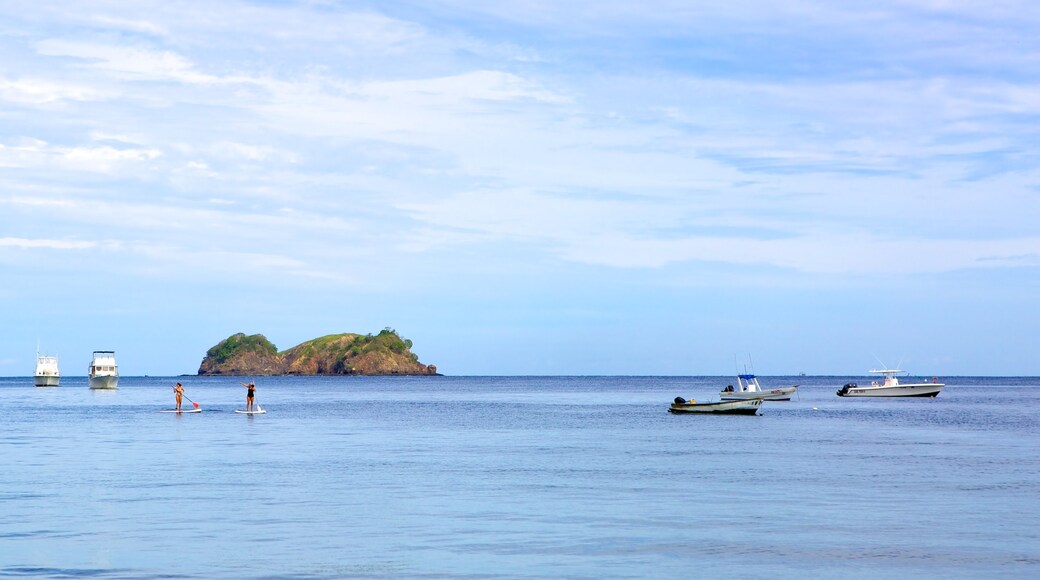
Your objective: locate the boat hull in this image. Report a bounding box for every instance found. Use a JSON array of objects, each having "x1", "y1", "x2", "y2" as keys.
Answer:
[
  {"x1": 720, "y1": 386, "x2": 797, "y2": 401},
  {"x1": 34, "y1": 375, "x2": 60, "y2": 387},
  {"x1": 89, "y1": 375, "x2": 119, "y2": 390},
  {"x1": 837, "y1": 383, "x2": 943, "y2": 397},
  {"x1": 668, "y1": 399, "x2": 762, "y2": 415}
]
